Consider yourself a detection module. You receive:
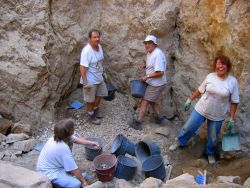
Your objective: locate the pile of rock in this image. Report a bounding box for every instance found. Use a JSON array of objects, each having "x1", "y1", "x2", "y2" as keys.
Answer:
[{"x1": 0, "y1": 116, "x2": 36, "y2": 161}]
